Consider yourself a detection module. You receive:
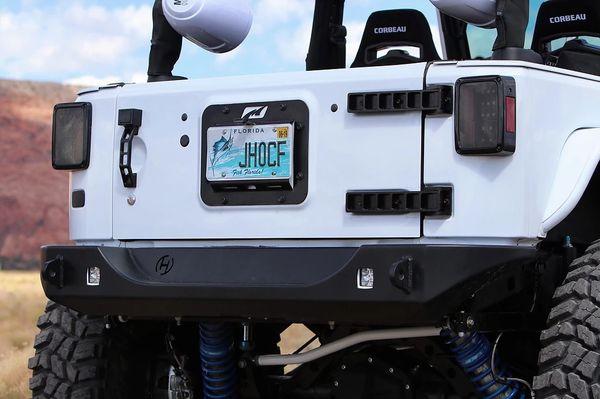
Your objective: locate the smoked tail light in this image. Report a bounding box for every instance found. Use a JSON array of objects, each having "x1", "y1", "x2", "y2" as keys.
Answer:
[
  {"x1": 455, "y1": 76, "x2": 516, "y2": 156},
  {"x1": 52, "y1": 102, "x2": 92, "y2": 170}
]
